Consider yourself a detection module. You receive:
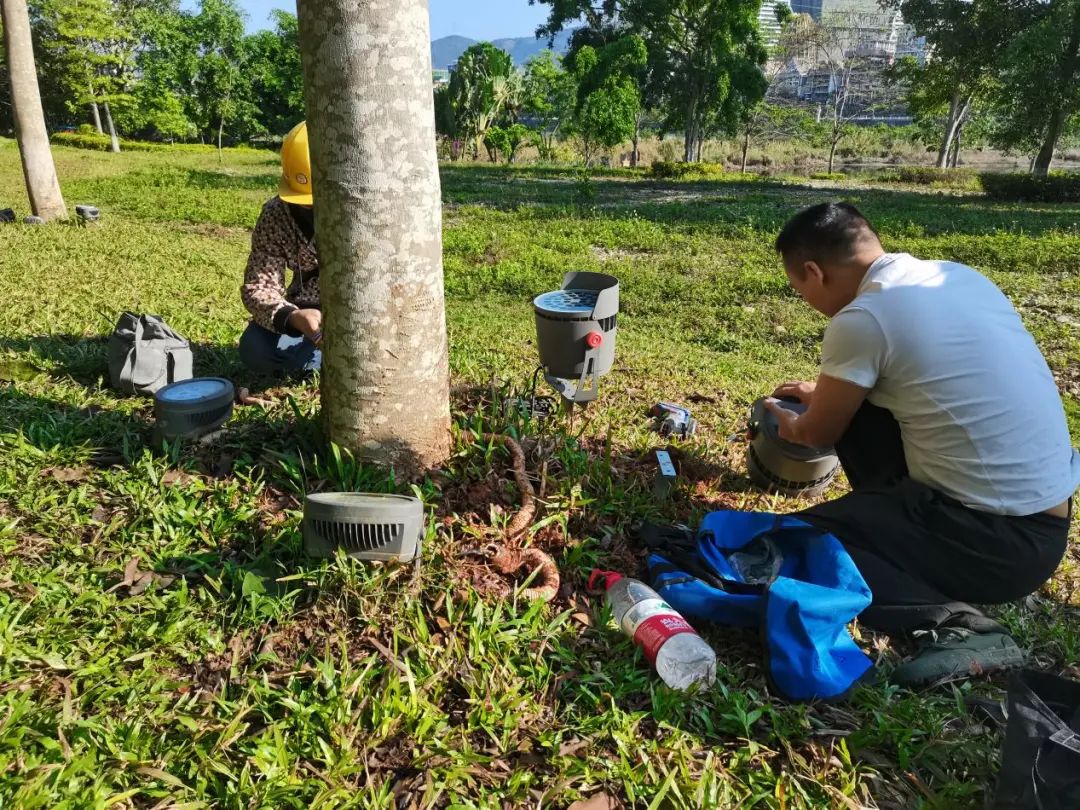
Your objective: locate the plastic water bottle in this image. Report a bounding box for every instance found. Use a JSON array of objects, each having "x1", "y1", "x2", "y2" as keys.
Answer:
[{"x1": 589, "y1": 570, "x2": 716, "y2": 690}]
